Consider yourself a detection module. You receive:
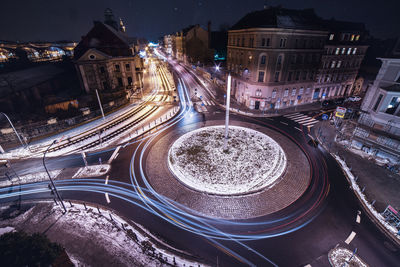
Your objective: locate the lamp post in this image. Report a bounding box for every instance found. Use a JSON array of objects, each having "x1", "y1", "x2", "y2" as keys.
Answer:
[
  {"x1": 43, "y1": 140, "x2": 66, "y2": 213},
  {"x1": 223, "y1": 74, "x2": 232, "y2": 151},
  {"x1": 0, "y1": 112, "x2": 26, "y2": 148}
]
